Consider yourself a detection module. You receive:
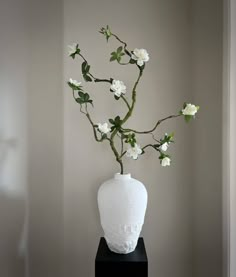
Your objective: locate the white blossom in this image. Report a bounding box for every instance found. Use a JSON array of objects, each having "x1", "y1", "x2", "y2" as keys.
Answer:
[
  {"x1": 110, "y1": 80, "x2": 127, "y2": 97},
  {"x1": 159, "y1": 142, "x2": 169, "y2": 152},
  {"x1": 126, "y1": 144, "x2": 142, "y2": 160},
  {"x1": 97, "y1": 123, "x2": 111, "y2": 134},
  {"x1": 161, "y1": 157, "x2": 171, "y2": 167},
  {"x1": 68, "y1": 43, "x2": 78, "y2": 56},
  {"x1": 182, "y1": 104, "x2": 199, "y2": 116},
  {"x1": 69, "y1": 78, "x2": 81, "y2": 87},
  {"x1": 131, "y1": 48, "x2": 149, "y2": 66}
]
